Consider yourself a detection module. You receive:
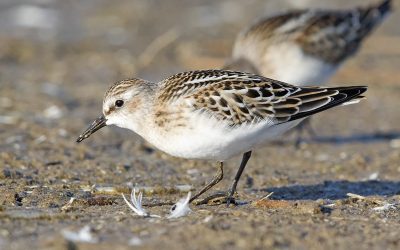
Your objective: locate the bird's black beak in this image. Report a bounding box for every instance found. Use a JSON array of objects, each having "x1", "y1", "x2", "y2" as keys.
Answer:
[{"x1": 76, "y1": 115, "x2": 107, "y2": 143}]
